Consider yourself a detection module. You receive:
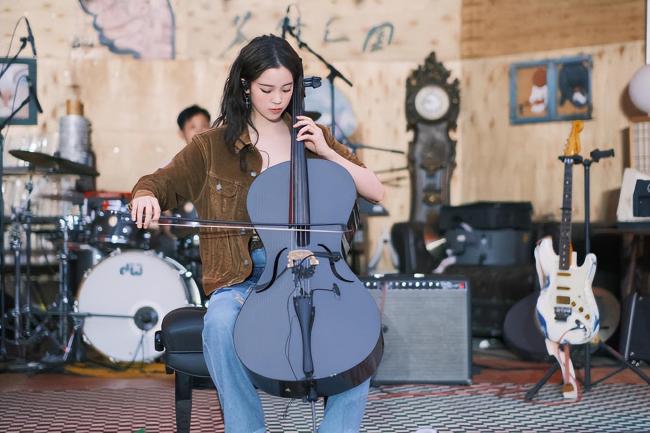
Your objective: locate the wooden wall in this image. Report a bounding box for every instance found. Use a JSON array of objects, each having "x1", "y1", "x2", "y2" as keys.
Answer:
[
  {"x1": 459, "y1": 0, "x2": 646, "y2": 222},
  {"x1": 461, "y1": 0, "x2": 645, "y2": 59},
  {"x1": 1, "y1": 0, "x2": 462, "y2": 272},
  {"x1": 459, "y1": 41, "x2": 645, "y2": 221},
  {"x1": 1, "y1": 0, "x2": 647, "y2": 271}
]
